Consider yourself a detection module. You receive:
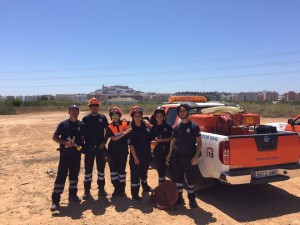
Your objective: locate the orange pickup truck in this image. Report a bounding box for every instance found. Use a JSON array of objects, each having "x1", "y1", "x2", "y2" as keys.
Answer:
[{"x1": 154, "y1": 96, "x2": 300, "y2": 188}]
